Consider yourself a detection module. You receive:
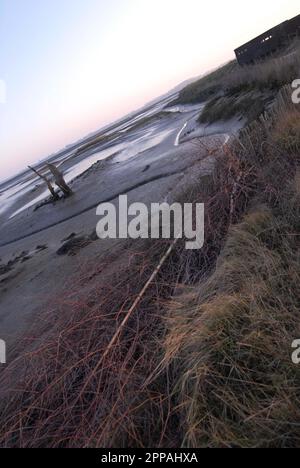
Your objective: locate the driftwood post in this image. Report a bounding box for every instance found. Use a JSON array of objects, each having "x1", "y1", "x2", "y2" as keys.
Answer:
[
  {"x1": 46, "y1": 164, "x2": 73, "y2": 197},
  {"x1": 28, "y1": 166, "x2": 59, "y2": 200}
]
